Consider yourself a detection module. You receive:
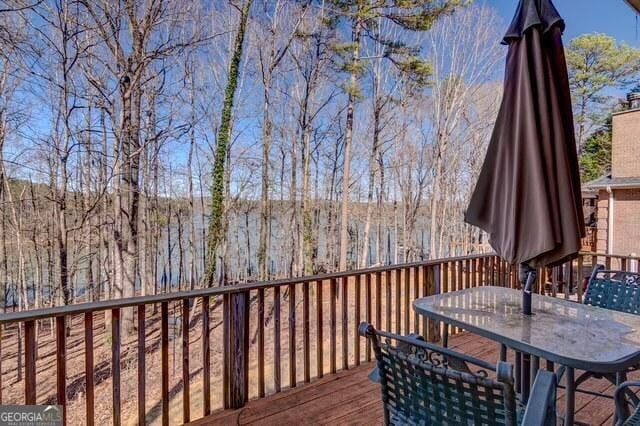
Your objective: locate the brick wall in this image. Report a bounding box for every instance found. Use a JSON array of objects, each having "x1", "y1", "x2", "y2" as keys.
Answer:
[
  {"x1": 596, "y1": 188, "x2": 640, "y2": 256},
  {"x1": 612, "y1": 109, "x2": 640, "y2": 178},
  {"x1": 613, "y1": 188, "x2": 640, "y2": 256}
]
